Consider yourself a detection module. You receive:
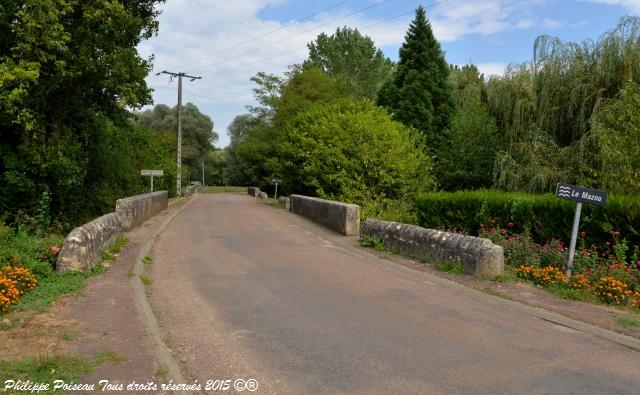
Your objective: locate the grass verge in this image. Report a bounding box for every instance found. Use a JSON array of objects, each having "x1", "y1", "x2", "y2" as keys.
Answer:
[
  {"x1": 0, "y1": 355, "x2": 94, "y2": 393},
  {"x1": 203, "y1": 186, "x2": 247, "y2": 193},
  {"x1": 616, "y1": 315, "x2": 640, "y2": 328}
]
